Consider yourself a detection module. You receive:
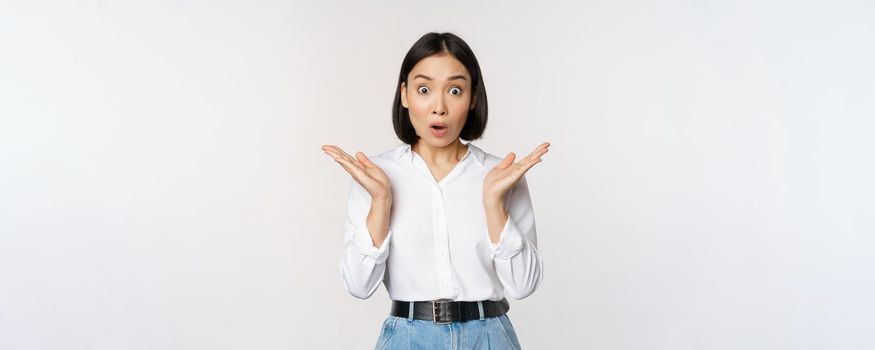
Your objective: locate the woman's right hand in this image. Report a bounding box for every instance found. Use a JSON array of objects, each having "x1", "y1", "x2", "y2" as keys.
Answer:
[{"x1": 321, "y1": 145, "x2": 393, "y2": 201}]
